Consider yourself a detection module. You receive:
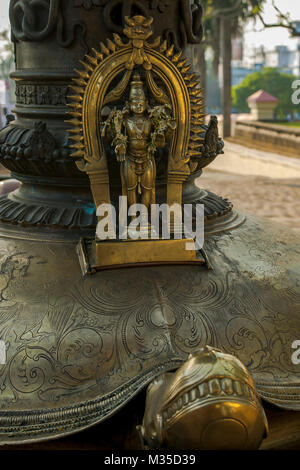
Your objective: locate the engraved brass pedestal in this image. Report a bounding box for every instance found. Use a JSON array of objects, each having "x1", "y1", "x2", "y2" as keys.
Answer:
[
  {"x1": 78, "y1": 238, "x2": 206, "y2": 274},
  {"x1": 0, "y1": 214, "x2": 297, "y2": 446}
]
